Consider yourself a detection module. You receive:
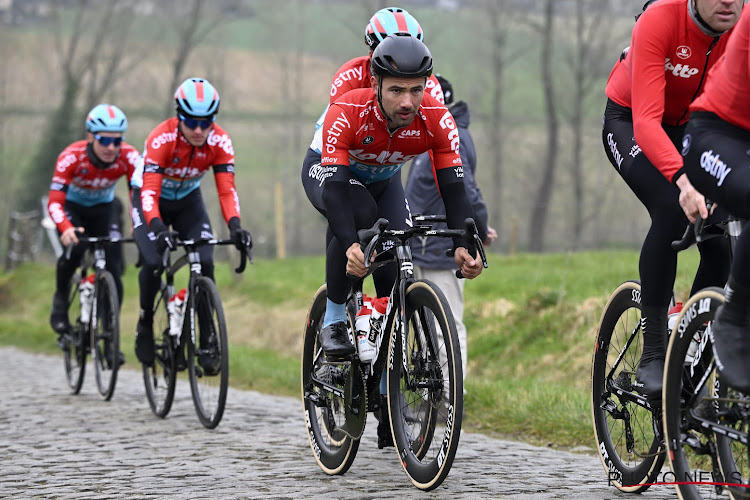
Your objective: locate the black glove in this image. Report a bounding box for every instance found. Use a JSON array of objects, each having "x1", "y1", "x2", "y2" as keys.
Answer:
[
  {"x1": 228, "y1": 217, "x2": 252, "y2": 251},
  {"x1": 150, "y1": 218, "x2": 174, "y2": 255}
]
